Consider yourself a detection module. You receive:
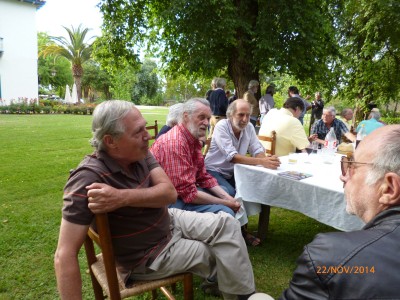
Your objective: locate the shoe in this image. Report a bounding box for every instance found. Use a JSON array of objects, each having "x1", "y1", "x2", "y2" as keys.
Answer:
[
  {"x1": 201, "y1": 279, "x2": 222, "y2": 297},
  {"x1": 243, "y1": 231, "x2": 261, "y2": 247}
]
